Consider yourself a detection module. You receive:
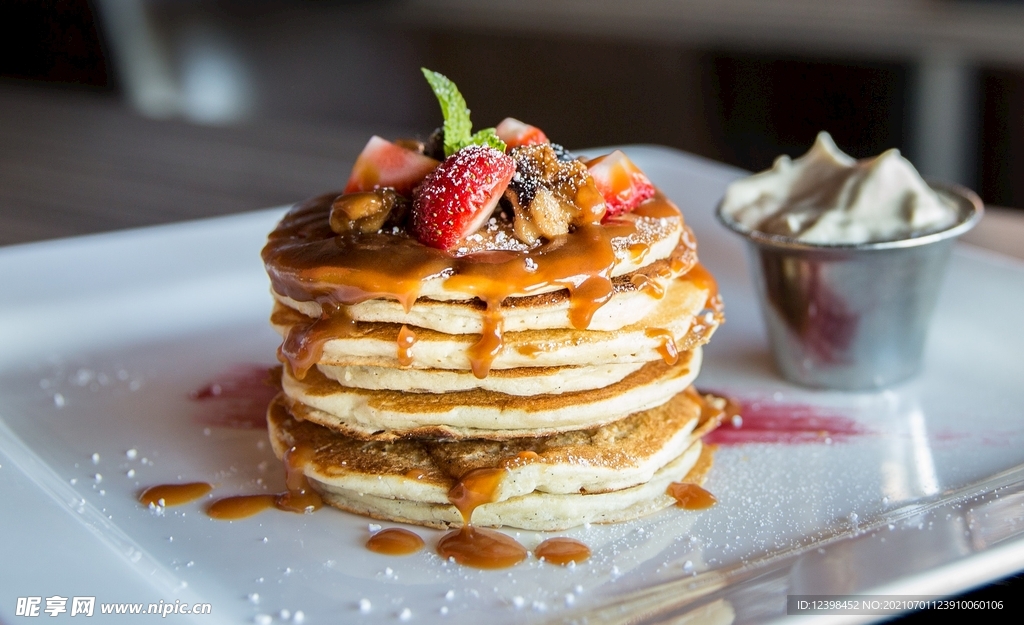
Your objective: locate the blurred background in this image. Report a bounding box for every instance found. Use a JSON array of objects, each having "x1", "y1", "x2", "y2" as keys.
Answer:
[
  {"x1": 3, "y1": 0, "x2": 1024, "y2": 247},
  {"x1": 1, "y1": 0, "x2": 1023, "y2": 613}
]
